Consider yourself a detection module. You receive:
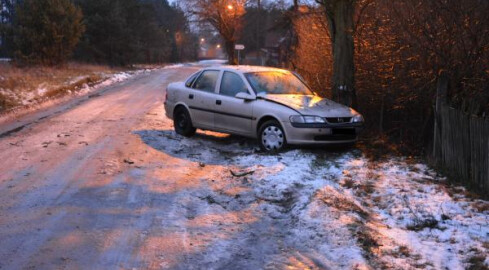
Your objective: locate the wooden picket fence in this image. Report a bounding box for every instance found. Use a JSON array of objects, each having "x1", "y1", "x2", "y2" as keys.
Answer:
[{"x1": 433, "y1": 72, "x2": 489, "y2": 195}]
